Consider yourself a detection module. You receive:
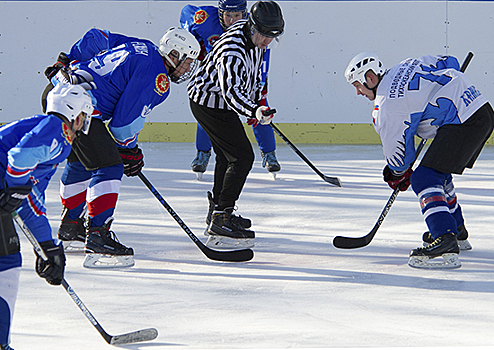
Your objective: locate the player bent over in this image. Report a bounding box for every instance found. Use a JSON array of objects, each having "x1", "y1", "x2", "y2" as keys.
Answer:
[
  {"x1": 187, "y1": 0, "x2": 284, "y2": 248},
  {"x1": 42, "y1": 27, "x2": 200, "y2": 267},
  {"x1": 0, "y1": 85, "x2": 93, "y2": 350},
  {"x1": 344, "y1": 52, "x2": 494, "y2": 269}
]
